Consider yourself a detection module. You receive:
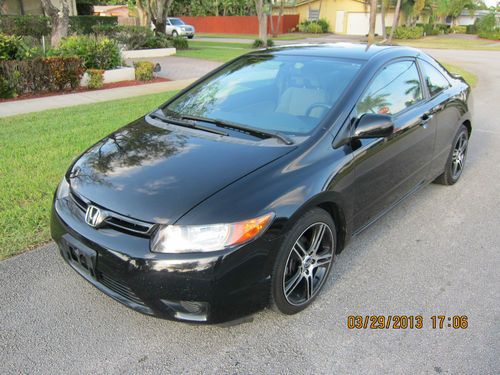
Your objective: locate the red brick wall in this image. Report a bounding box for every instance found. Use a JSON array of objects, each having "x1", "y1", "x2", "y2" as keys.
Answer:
[{"x1": 180, "y1": 15, "x2": 300, "y2": 35}]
